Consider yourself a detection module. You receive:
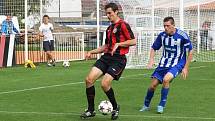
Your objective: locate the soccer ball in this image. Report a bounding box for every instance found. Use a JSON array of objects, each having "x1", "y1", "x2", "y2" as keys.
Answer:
[
  {"x1": 62, "y1": 61, "x2": 70, "y2": 67},
  {"x1": 98, "y1": 100, "x2": 113, "y2": 115}
]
